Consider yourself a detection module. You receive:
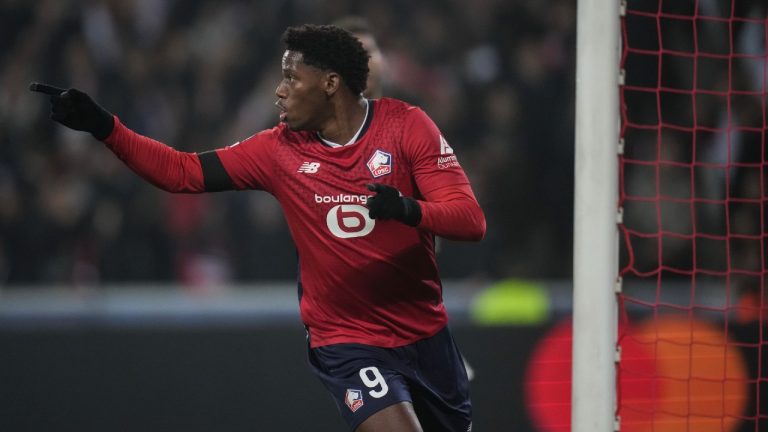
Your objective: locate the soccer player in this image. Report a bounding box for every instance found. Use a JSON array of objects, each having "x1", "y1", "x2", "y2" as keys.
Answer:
[{"x1": 30, "y1": 24, "x2": 485, "y2": 432}]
